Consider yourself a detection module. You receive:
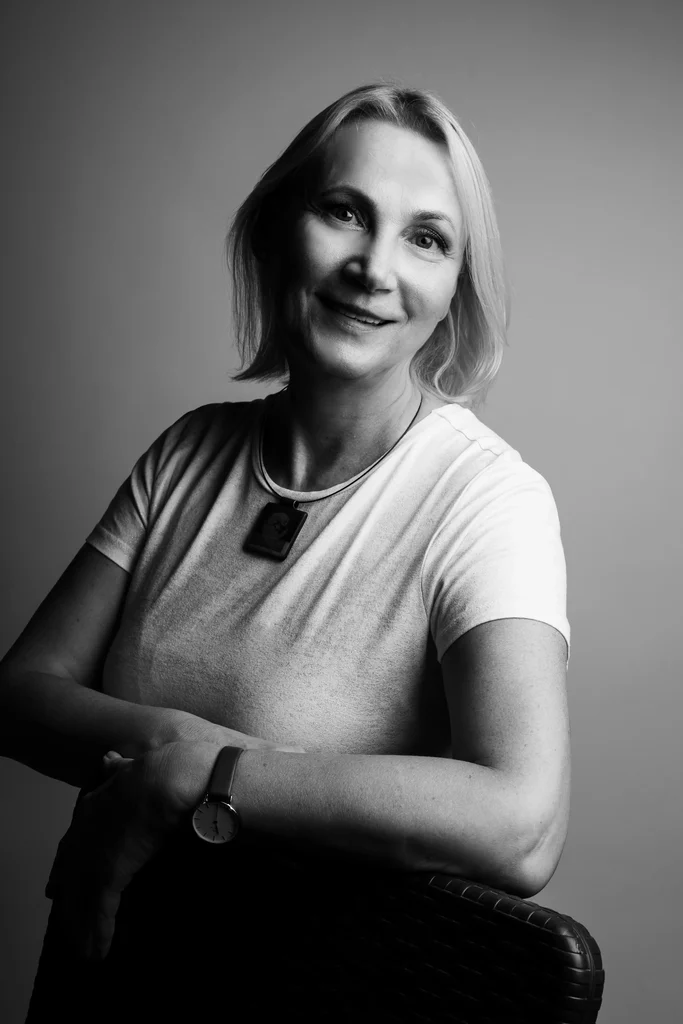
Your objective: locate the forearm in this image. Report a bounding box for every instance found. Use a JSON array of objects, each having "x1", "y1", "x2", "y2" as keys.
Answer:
[
  {"x1": 232, "y1": 748, "x2": 543, "y2": 896},
  {"x1": 0, "y1": 672, "x2": 178, "y2": 790}
]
